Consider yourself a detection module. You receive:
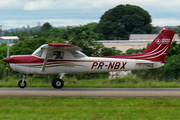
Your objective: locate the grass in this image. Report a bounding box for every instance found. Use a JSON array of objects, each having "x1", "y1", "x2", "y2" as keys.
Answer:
[
  {"x1": 0, "y1": 97, "x2": 180, "y2": 120},
  {"x1": 1, "y1": 75, "x2": 180, "y2": 88},
  {"x1": 1, "y1": 76, "x2": 180, "y2": 120}
]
